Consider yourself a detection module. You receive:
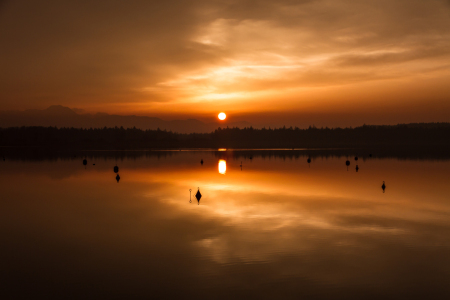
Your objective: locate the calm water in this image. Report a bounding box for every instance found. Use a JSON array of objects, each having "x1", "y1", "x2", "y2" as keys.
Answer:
[{"x1": 1, "y1": 150, "x2": 450, "y2": 299}]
